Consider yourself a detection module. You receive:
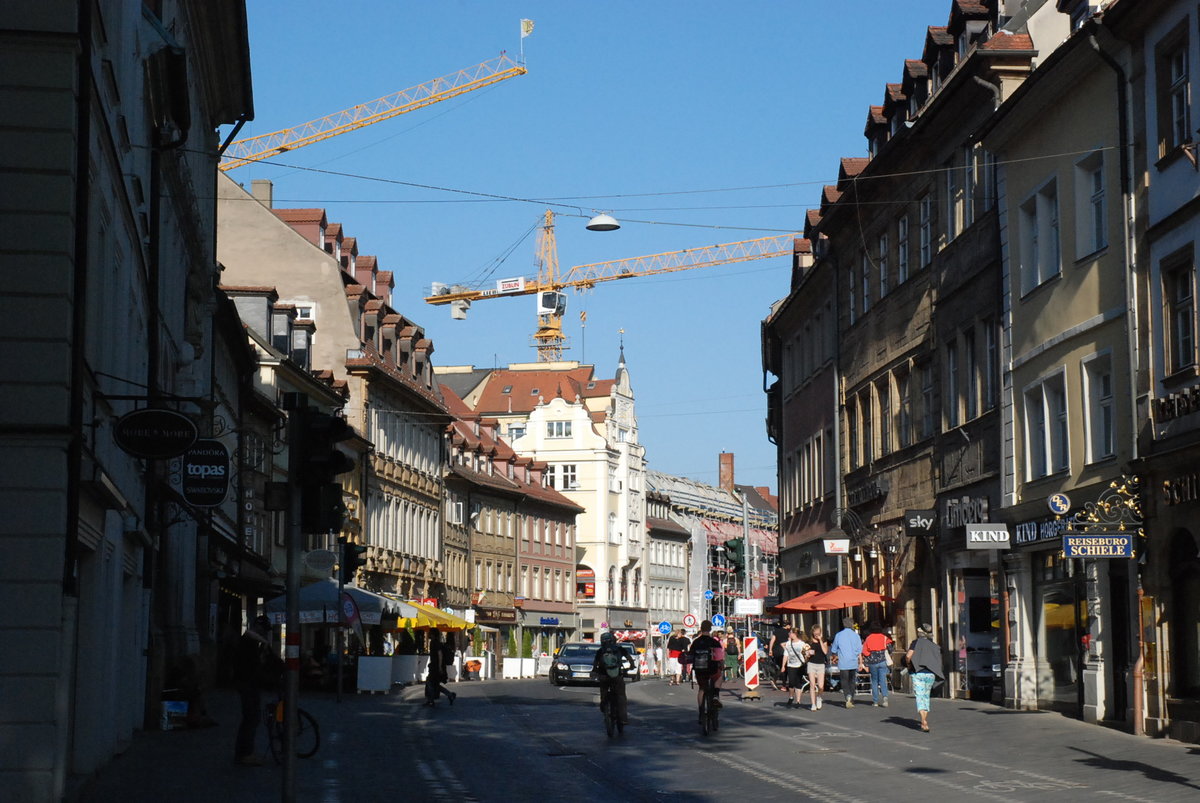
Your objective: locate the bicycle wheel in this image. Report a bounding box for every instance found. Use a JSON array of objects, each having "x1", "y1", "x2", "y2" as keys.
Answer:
[
  {"x1": 710, "y1": 697, "x2": 720, "y2": 733},
  {"x1": 602, "y1": 699, "x2": 615, "y2": 737},
  {"x1": 265, "y1": 705, "x2": 285, "y2": 763},
  {"x1": 293, "y1": 709, "x2": 320, "y2": 758},
  {"x1": 700, "y1": 697, "x2": 710, "y2": 736}
]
